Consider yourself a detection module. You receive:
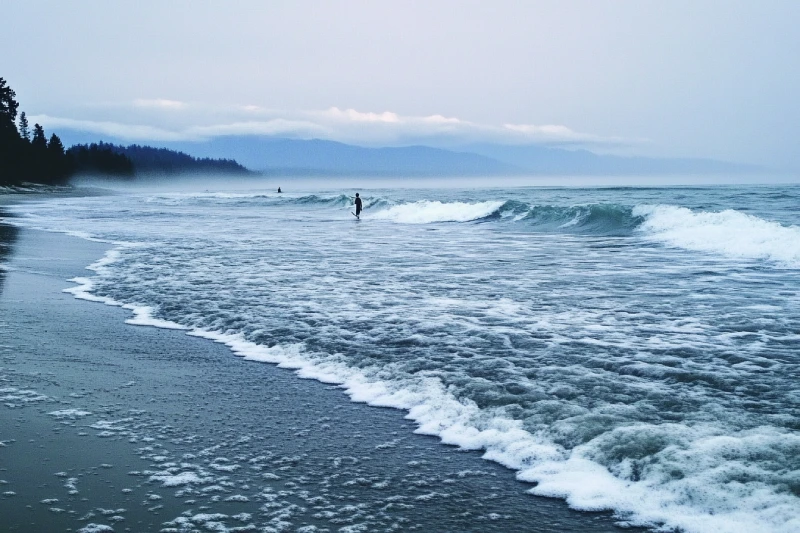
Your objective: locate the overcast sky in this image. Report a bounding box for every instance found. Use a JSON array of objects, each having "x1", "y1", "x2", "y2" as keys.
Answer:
[{"x1": 4, "y1": 1, "x2": 799, "y2": 169}]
